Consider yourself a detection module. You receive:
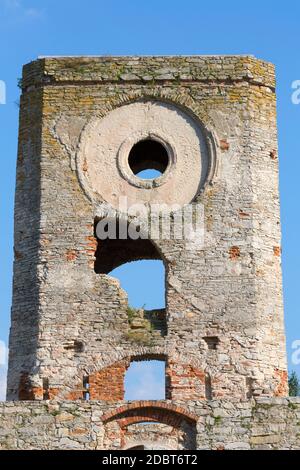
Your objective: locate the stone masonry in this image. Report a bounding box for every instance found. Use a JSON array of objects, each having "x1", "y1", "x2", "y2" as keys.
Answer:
[
  {"x1": 0, "y1": 399, "x2": 300, "y2": 450},
  {"x1": 1, "y1": 55, "x2": 297, "y2": 450}
]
